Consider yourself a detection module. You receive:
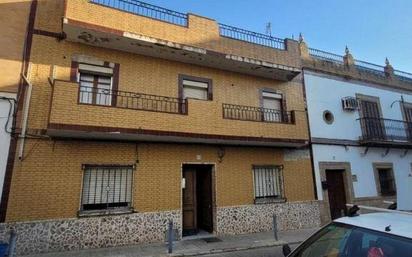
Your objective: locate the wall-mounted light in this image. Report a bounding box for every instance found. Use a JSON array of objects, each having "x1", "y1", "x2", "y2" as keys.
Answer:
[{"x1": 217, "y1": 146, "x2": 226, "y2": 163}]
